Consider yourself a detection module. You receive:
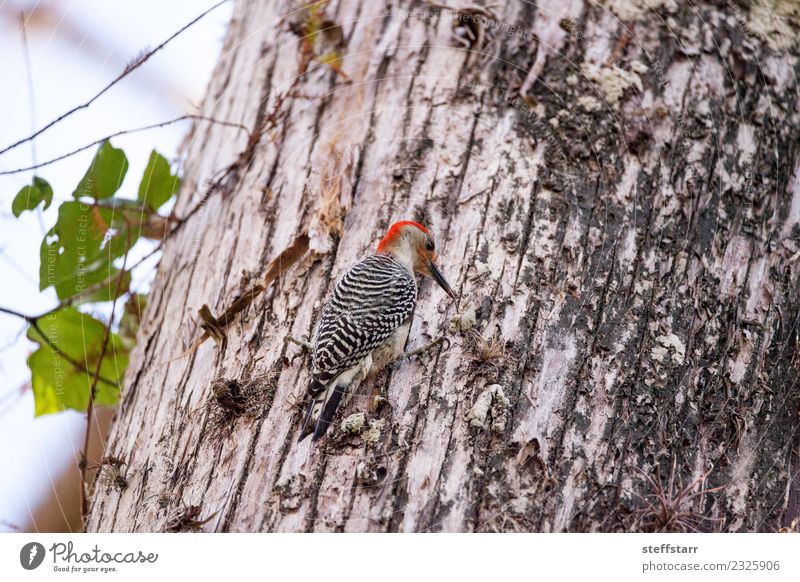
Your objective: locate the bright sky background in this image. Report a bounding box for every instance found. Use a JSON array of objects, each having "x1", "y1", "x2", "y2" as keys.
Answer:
[{"x1": 0, "y1": 0, "x2": 232, "y2": 531}]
